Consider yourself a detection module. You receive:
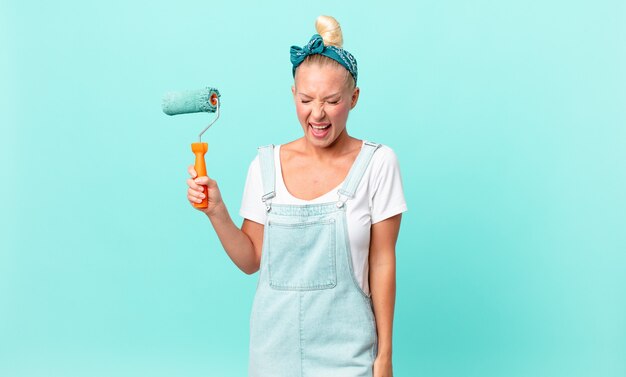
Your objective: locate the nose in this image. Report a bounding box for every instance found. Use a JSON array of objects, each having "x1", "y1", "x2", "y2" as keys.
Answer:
[{"x1": 311, "y1": 101, "x2": 325, "y2": 120}]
